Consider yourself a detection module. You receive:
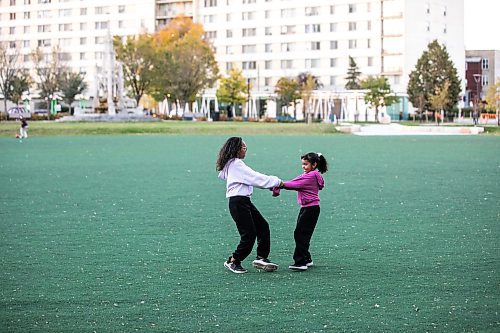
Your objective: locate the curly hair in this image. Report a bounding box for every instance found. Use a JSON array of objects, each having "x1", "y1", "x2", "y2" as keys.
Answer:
[{"x1": 216, "y1": 137, "x2": 243, "y2": 171}]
